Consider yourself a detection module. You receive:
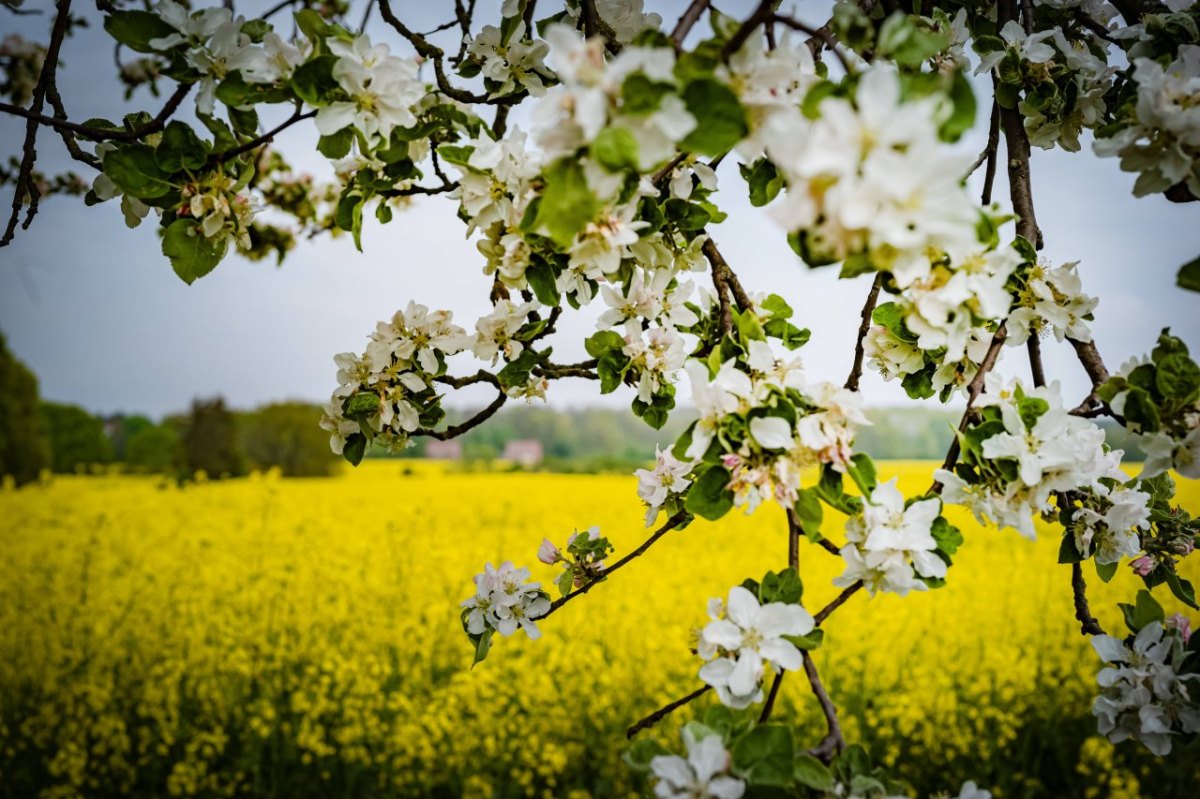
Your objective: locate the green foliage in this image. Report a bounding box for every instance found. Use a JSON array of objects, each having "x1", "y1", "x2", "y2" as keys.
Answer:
[
  {"x1": 162, "y1": 219, "x2": 227, "y2": 284},
  {"x1": 40, "y1": 401, "x2": 113, "y2": 473},
  {"x1": 179, "y1": 397, "x2": 245, "y2": 479},
  {"x1": 531, "y1": 158, "x2": 598, "y2": 249},
  {"x1": 239, "y1": 402, "x2": 339, "y2": 477},
  {"x1": 0, "y1": 333, "x2": 51, "y2": 486},
  {"x1": 124, "y1": 424, "x2": 181, "y2": 474},
  {"x1": 680, "y1": 78, "x2": 748, "y2": 156},
  {"x1": 685, "y1": 465, "x2": 734, "y2": 521}
]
